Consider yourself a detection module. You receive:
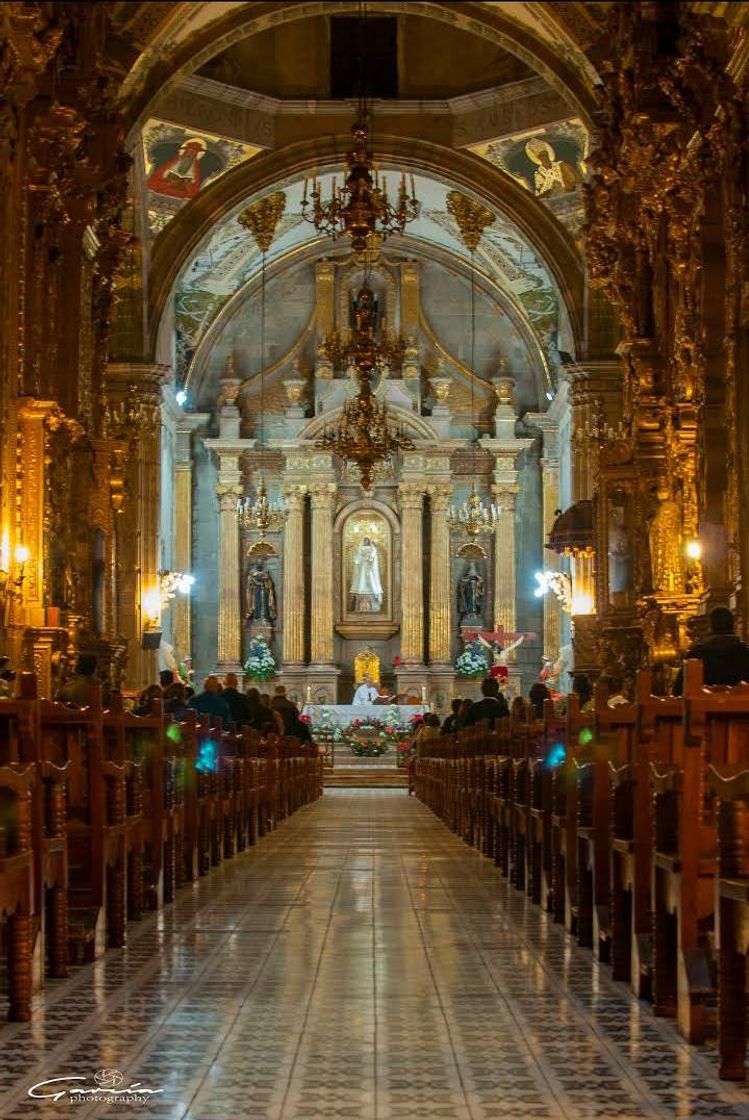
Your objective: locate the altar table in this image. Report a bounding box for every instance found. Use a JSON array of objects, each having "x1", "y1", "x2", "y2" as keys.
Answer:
[{"x1": 301, "y1": 703, "x2": 426, "y2": 727}]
